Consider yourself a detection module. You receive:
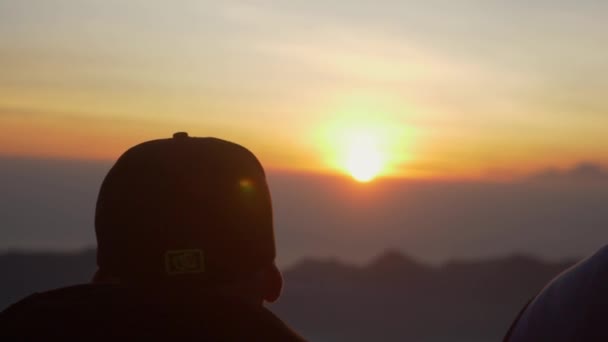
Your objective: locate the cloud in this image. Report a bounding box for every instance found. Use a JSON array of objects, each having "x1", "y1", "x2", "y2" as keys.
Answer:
[{"x1": 529, "y1": 162, "x2": 608, "y2": 182}]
